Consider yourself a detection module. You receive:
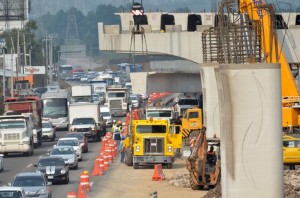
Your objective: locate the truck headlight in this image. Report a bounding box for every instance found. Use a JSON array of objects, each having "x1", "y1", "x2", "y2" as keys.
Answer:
[
  {"x1": 23, "y1": 137, "x2": 30, "y2": 144},
  {"x1": 136, "y1": 146, "x2": 140, "y2": 152},
  {"x1": 168, "y1": 146, "x2": 172, "y2": 153},
  {"x1": 61, "y1": 169, "x2": 66, "y2": 174}
]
